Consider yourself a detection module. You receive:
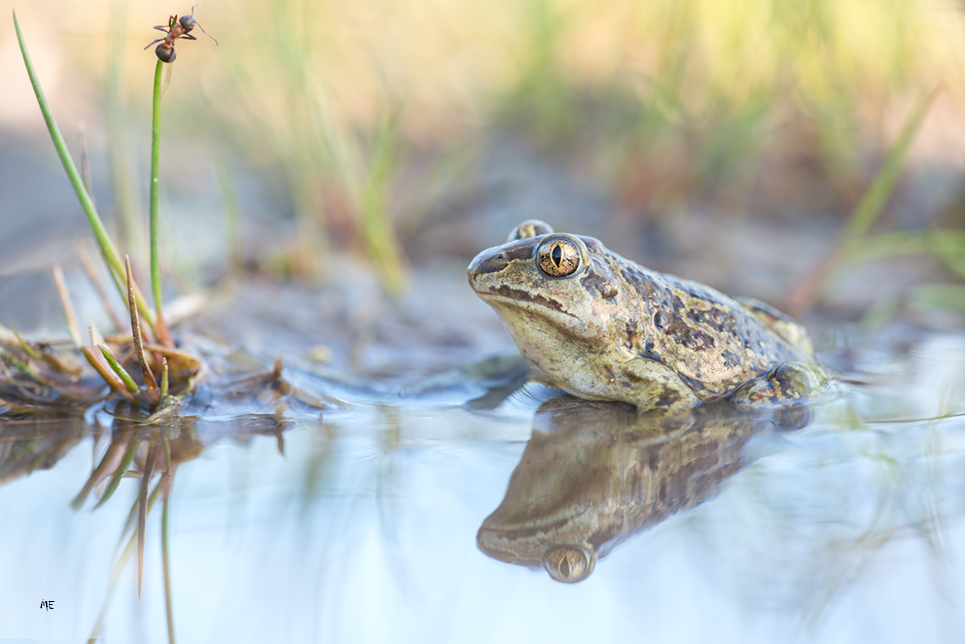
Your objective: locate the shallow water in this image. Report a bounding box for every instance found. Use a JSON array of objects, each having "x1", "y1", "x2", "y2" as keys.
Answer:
[{"x1": 2, "y1": 331, "x2": 965, "y2": 643}]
